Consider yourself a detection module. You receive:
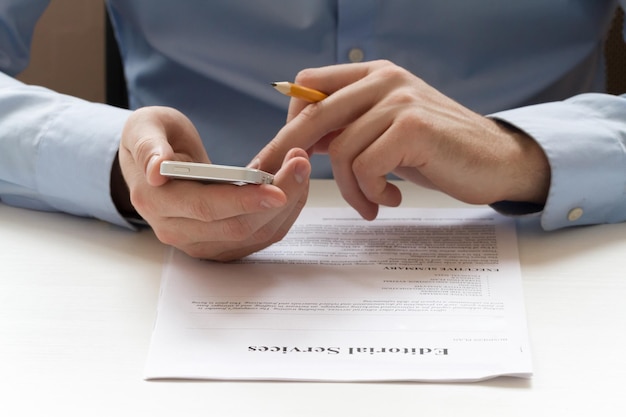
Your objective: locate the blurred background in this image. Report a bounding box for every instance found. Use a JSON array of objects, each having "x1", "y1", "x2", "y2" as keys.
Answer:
[{"x1": 15, "y1": 1, "x2": 626, "y2": 105}]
